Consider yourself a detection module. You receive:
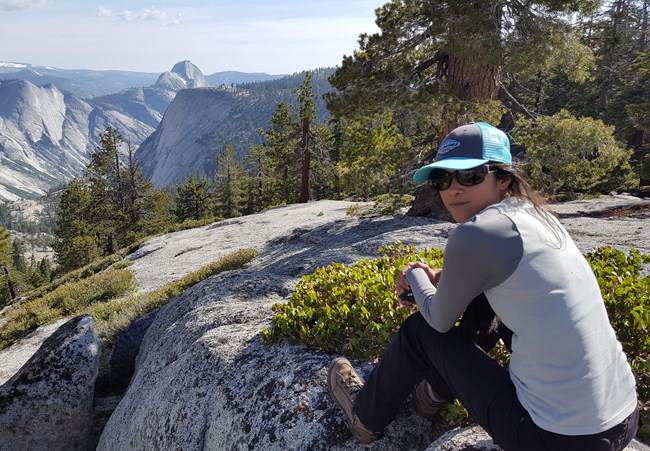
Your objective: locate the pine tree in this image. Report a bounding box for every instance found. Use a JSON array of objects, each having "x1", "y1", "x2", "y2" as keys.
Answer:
[
  {"x1": 336, "y1": 111, "x2": 414, "y2": 199},
  {"x1": 85, "y1": 126, "x2": 130, "y2": 253},
  {"x1": 120, "y1": 141, "x2": 171, "y2": 238},
  {"x1": 327, "y1": 0, "x2": 597, "y2": 133},
  {"x1": 53, "y1": 178, "x2": 101, "y2": 272},
  {"x1": 10, "y1": 239, "x2": 27, "y2": 273},
  {"x1": 0, "y1": 227, "x2": 15, "y2": 306},
  {"x1": 213, "y1": 145, "x2": 247, "y2": 218},
  {"x1": 296, "y1": 72, "x2": 318, "y2": 203},
  {"x1": 37, "y1": 257, "x2": 52, "y2": 284},
  {"x1": 242, "y1": 144, "x2": 269, "y2": 214},
  {"x1": 514, "y1": 0, "x2": 650, "y2": 190},
  {"x1": 54, "y1": 127, "x2": 174, "y2": 273},
  {"x1": 261, "y1": 102, "x2": 301, "y2": 205},
  {"x1": 140, "y1": 190, "x2": 175, "y2": 235},
  {"x1": 253, "y1": 72, "x2": 336, "y2": 206},
  {"x1": 175, "y1": 175, "x2": 211, "y2": 222}
]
